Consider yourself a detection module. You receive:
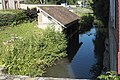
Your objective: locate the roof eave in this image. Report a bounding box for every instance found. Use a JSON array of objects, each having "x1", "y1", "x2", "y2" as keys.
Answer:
[{"x1": 65, "y1": 19, "x2": 80, "y2": 27}]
